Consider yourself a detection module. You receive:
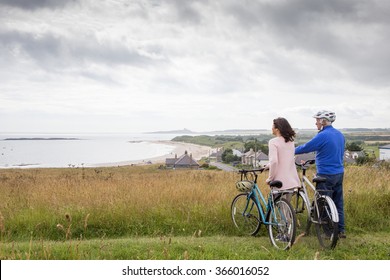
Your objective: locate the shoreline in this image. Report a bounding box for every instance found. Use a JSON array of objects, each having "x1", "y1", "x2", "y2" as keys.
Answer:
[{"x1": 91, "y1": 141, "x2": 212, "y2": 167}]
